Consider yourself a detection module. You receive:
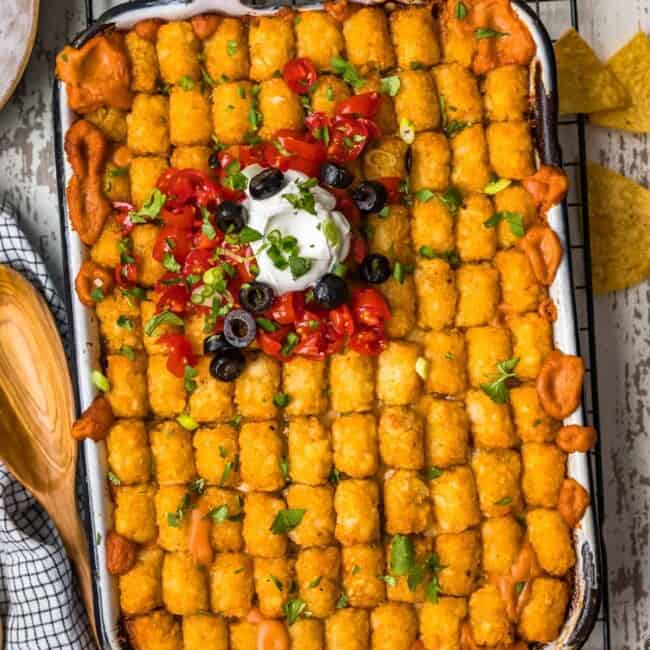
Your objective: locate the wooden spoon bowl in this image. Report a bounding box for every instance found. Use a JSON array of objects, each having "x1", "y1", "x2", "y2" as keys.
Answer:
[{"x1": 0, "y1": 266, "x2": 98, "y2": 646}]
